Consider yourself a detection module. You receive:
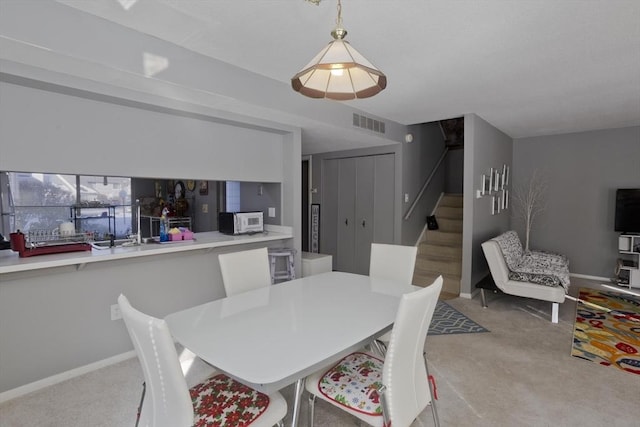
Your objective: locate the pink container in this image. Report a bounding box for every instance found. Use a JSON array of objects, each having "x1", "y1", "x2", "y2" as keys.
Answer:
[
  {"x1": 169, "y1": 232, "x2": 184, "y2": 241},
  {"x1": 182, "y1": 230, "x2": 194, "y2": 240}
]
